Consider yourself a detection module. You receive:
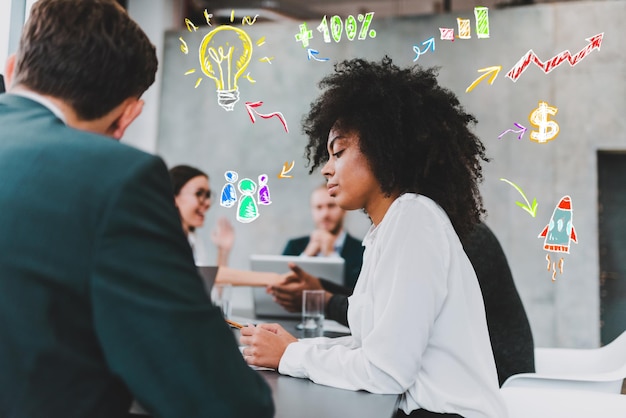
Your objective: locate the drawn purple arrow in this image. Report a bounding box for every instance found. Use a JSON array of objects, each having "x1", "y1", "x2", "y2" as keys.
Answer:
[{"x1": 498, "y1": 123, "x2": 528, "y2": 140}]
